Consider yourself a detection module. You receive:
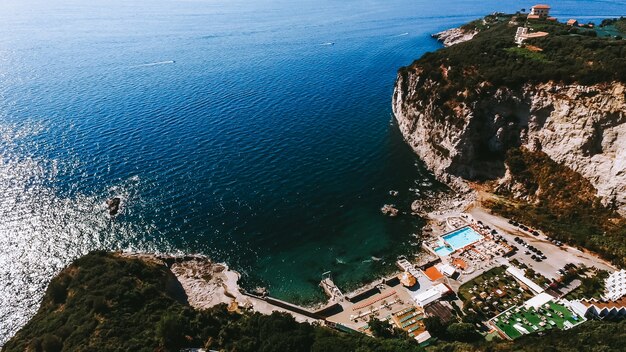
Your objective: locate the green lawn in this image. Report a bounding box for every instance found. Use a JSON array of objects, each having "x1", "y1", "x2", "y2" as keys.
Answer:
[
  {"x1": 459, "y1": 266, "x2": 533, "y2": 319},
  {"x1": 492, "y1": 301, "x2": 583, "y2": 340},
  {"x1": 504, "y1": 47, "x2": 550, "y2": 63}
]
